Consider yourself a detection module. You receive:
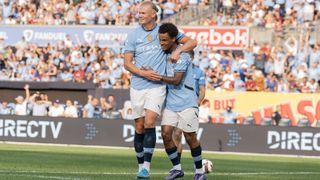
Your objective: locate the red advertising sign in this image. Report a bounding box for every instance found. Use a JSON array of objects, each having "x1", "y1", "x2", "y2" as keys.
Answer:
[{"x1": 181, "y1": 26, "x2": 249, "y2": 49}]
